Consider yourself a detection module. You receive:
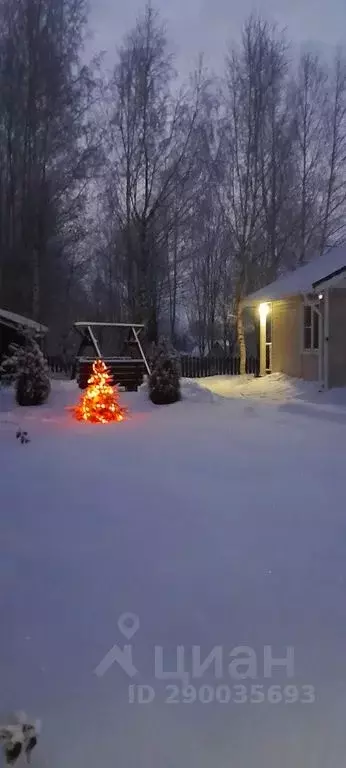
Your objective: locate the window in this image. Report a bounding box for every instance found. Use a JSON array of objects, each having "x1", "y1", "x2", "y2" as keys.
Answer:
[{"x1": 303, "y1": 305, "x2": 319, "y2": 351}]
